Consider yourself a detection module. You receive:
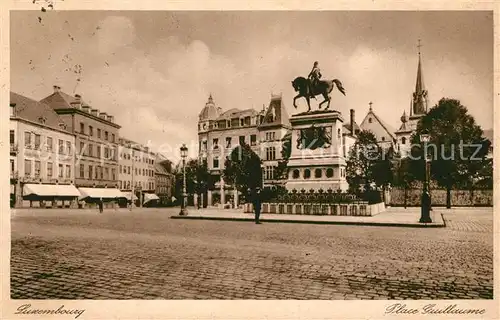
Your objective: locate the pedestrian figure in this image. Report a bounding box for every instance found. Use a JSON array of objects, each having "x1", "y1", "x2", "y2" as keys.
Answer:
[
  {"x1": 98, "y1": 197, "x2": 104, "y2": 213},
  {"x1": 252, "y1": 187, "x2": 262, "y2": 224}
]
